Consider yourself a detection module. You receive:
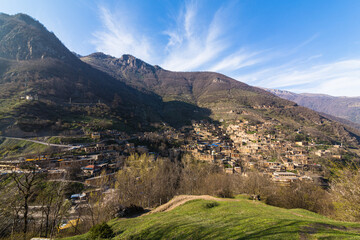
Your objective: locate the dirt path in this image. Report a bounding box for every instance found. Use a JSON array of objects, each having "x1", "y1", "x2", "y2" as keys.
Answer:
[
  {"x1": 148, "y1": 195, "x2": 239, "y2": 214},
  {"x1": 0, "y1": 136, "x2": 76, "y2": 149}
]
